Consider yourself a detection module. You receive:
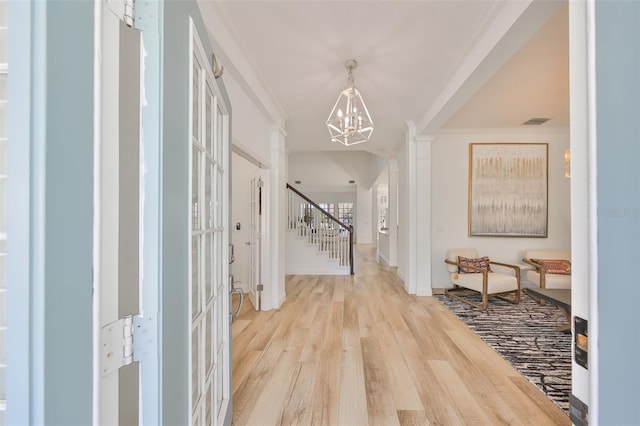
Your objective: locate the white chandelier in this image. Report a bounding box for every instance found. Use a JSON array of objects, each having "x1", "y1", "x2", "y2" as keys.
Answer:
[{"x1": 326, "y1": 59, "x2": 374, "y2": 147}]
